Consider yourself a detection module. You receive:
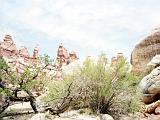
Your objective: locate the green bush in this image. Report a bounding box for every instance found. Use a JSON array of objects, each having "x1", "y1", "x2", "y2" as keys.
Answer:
[
  {"x1": 43, "y1": 53, "x2": 142, "y2": 118},
  {"x1": 0, "y1": 56, "x2": 45, "y2": 113}
]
